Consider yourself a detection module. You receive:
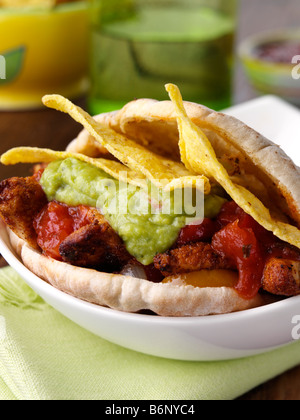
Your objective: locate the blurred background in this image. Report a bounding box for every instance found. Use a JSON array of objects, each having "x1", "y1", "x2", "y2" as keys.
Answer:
[
  {"x1": 236, "y1": 0, "x2": 300, "y2": 104},
  {"x1": 0, "y1": 0, "x2": 299, "y2": 179}
]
